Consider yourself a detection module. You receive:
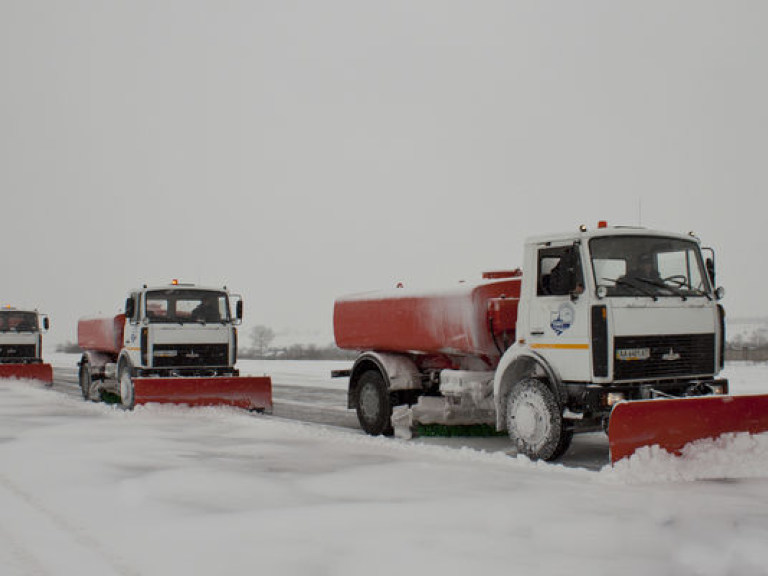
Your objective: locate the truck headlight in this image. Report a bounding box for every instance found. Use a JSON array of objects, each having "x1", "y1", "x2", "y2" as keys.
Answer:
[
  {"x1": 710, "y1": 383, "x2": 726, "y2": 395},
  {"x1": 606, "y1": 392, "x2": 626, "y2": 407}
]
